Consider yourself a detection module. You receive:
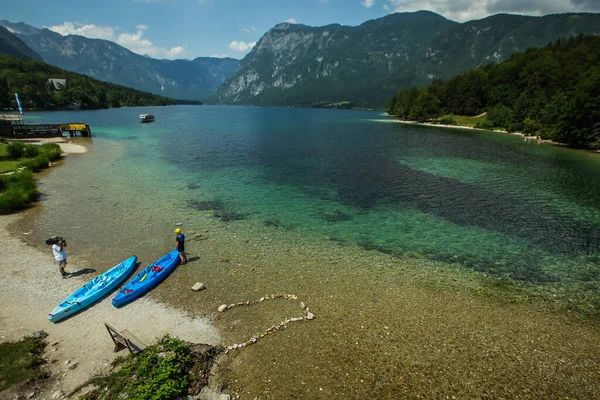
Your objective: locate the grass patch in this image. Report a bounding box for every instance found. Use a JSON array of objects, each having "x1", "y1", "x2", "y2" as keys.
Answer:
[
  {"x1": 0, "y1": 141, "x2": 63, "y2": 214},
  {"x1": 0, "y1": 159, "x2": 23, "y2": 174},
  {"x1": 0, "y1": 335, "x2": 48, "y2": 392},
  {"x1": 449, "y1": 114, "x2": 488, "y2": 127},
  {"x1": 0, "y1": 170, "x2": 40, "y2": 214},
  {"x1": 0, "y1": 142, "x2": 8, "y2": 157},
  {"x1": 80, "y1": 336, "x2": 221, "y2": 400}
]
